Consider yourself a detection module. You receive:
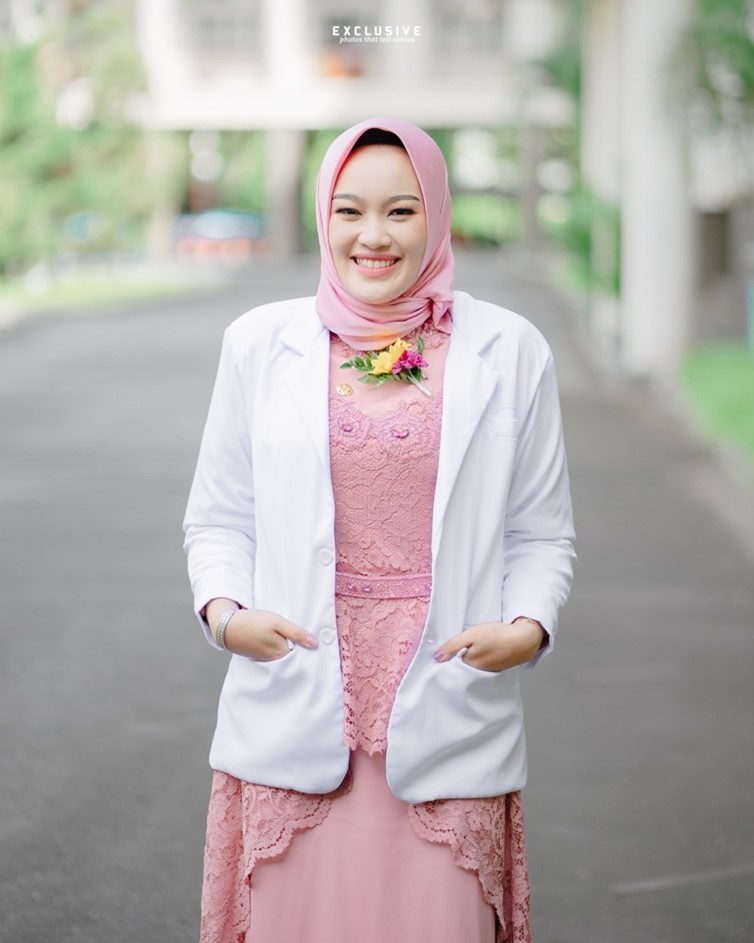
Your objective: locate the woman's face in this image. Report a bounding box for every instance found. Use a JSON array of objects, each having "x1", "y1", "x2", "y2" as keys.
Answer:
[{"x1": 328, "y1": 144, "x2": 427, "y2": 306}]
